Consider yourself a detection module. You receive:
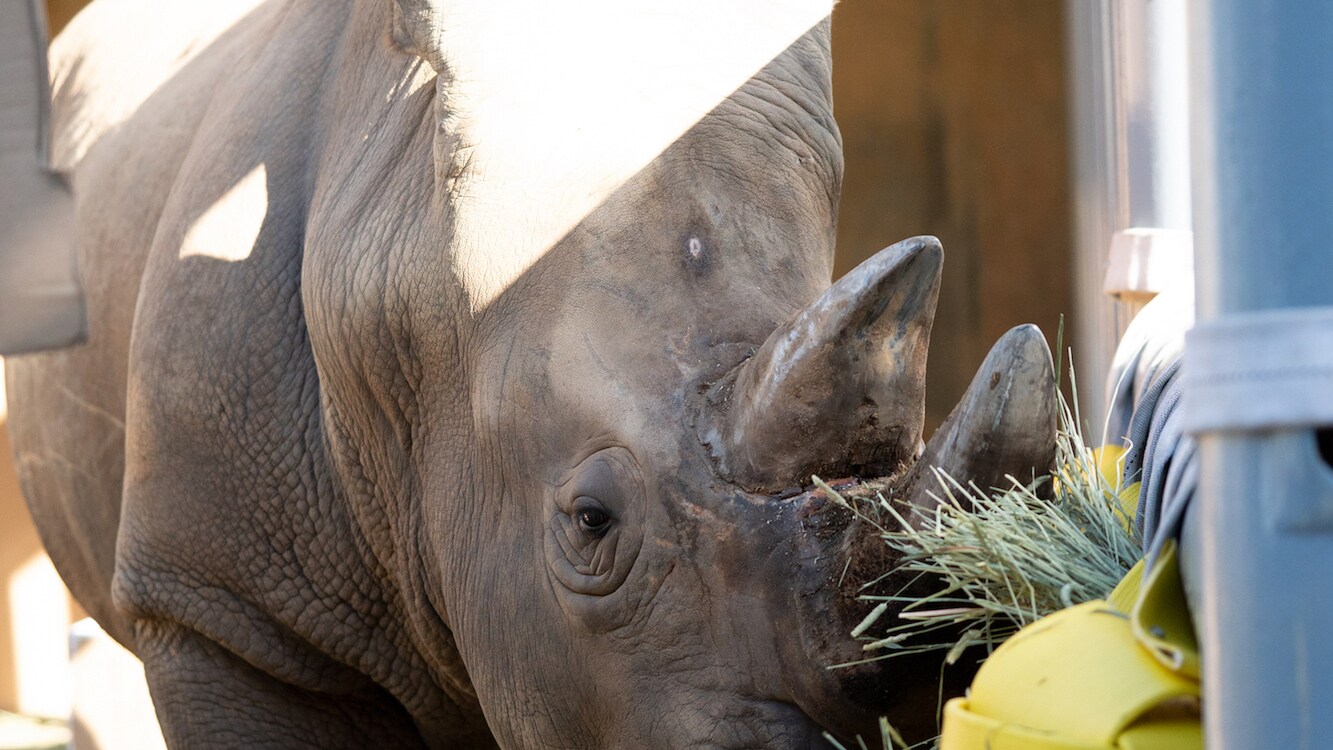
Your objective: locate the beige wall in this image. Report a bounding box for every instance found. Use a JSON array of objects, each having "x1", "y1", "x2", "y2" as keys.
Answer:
[
  {"x1": 0, "y1": 381, "x2": 30, "y2": 713},
  {"x1": 0, "y1": 375, "x2": 40, "y2": 713},
  {"x1": 0, "y1": 370, "x2": 79, "y2": 718},
  {"x1": 832, "y1": 1, "x2": 1071, "y2": 429}
]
